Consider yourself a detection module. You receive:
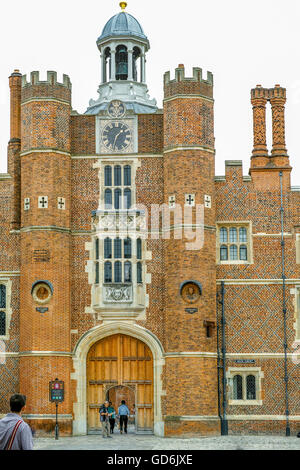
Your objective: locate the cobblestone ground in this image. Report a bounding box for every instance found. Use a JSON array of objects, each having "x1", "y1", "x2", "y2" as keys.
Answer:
[{"x1": 33, "y1": 430, "x2": 300, "y2": 450}]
